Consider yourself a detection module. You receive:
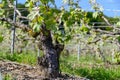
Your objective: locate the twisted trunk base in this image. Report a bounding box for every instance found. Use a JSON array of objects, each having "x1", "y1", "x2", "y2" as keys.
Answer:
[
  {"x1": 37, "y1": 29, "x2": 64, "y2": 78},
  {"x1": 37, "y1": 50, "x2": 60, "y2": 78},
  {"x1": 37, "y1": 47, "x2": 64, "y2": 78}
]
